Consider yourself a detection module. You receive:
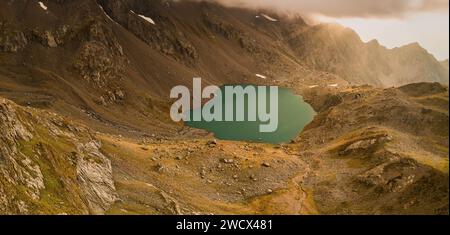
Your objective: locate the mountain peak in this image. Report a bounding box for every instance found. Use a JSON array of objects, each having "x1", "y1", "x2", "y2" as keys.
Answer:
[
  {"x1": 367, "y1": 39, "x2": 380, "y2": 46},
  {"x1": 403, "y1": 42, "x2": 422, "y2": 48}
]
